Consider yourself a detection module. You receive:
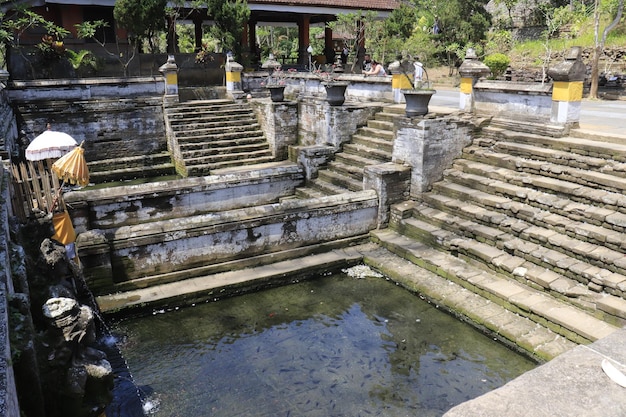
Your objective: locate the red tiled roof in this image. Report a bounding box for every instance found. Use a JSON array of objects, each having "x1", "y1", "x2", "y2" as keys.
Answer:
[{"x1": 249, "y1": 0, "x2": 401, "y2": 11}]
